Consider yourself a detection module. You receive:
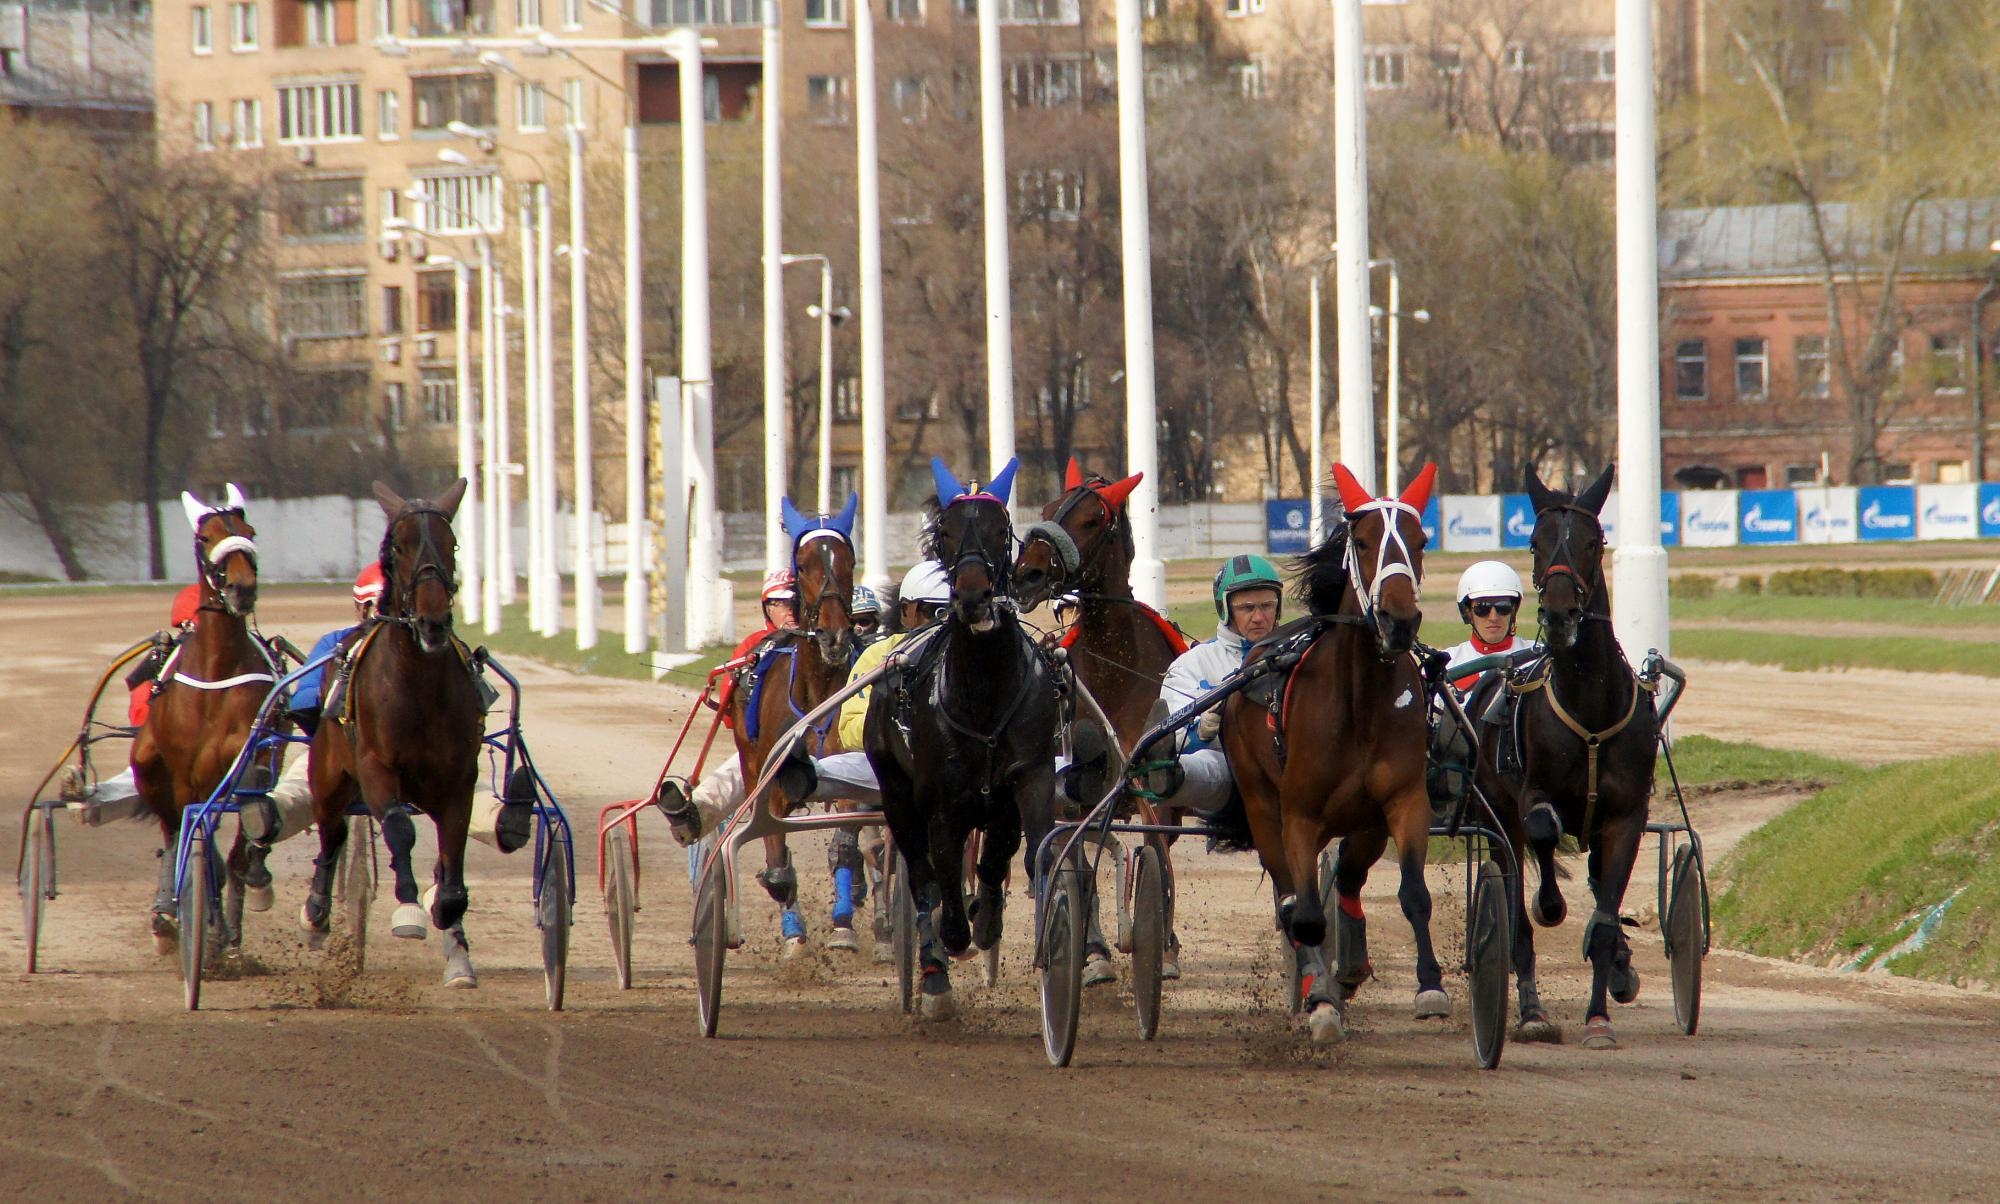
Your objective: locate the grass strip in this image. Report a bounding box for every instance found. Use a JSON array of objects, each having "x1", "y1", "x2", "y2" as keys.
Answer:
[
  {"x1": 1672, "y1": 629, "x2": 2000, "y2": 677},
  {"x1": 1661, "y1": 734, "x2": 1856, "y2": 790},
  {"x1": 475, "y1": 603, "x2": 736, "y2": 688}
]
